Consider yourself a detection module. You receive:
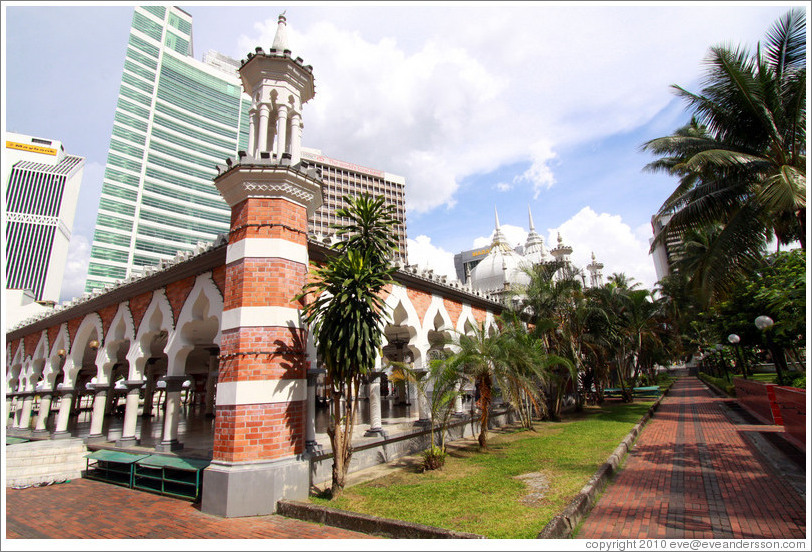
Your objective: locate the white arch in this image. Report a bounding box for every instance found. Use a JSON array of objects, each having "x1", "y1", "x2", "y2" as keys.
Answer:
[
  {"x1": 98, "y1": 302, "x2": 136, "y2": 385},
  {"x1": 165, "y1": 273, "x2": 224, "y2": 378},
  {"x1": 419, "y1": 295, "x2": 454, "y2": 351},
  {"x1": 27, "y1": 331, "x2": 50, "y2": 391},
  {"x1": 456, "y1": 304, "x2": 478, "y2": 336},
  {"x1": 65, "y1": 312, "x2": 104, "y2": 385},
  {"x1": 382, "y1": 285, "x2": 424, "y2": 366},
  {"x1": 43, "y1": 324, "x2": 71, "y2": 390},
  {"x1": 126, "y1": 288, "x2": 174, "y2": 381},
  {"x1": 7, "y1": 340, "x2": 25, "y2": 393}
]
